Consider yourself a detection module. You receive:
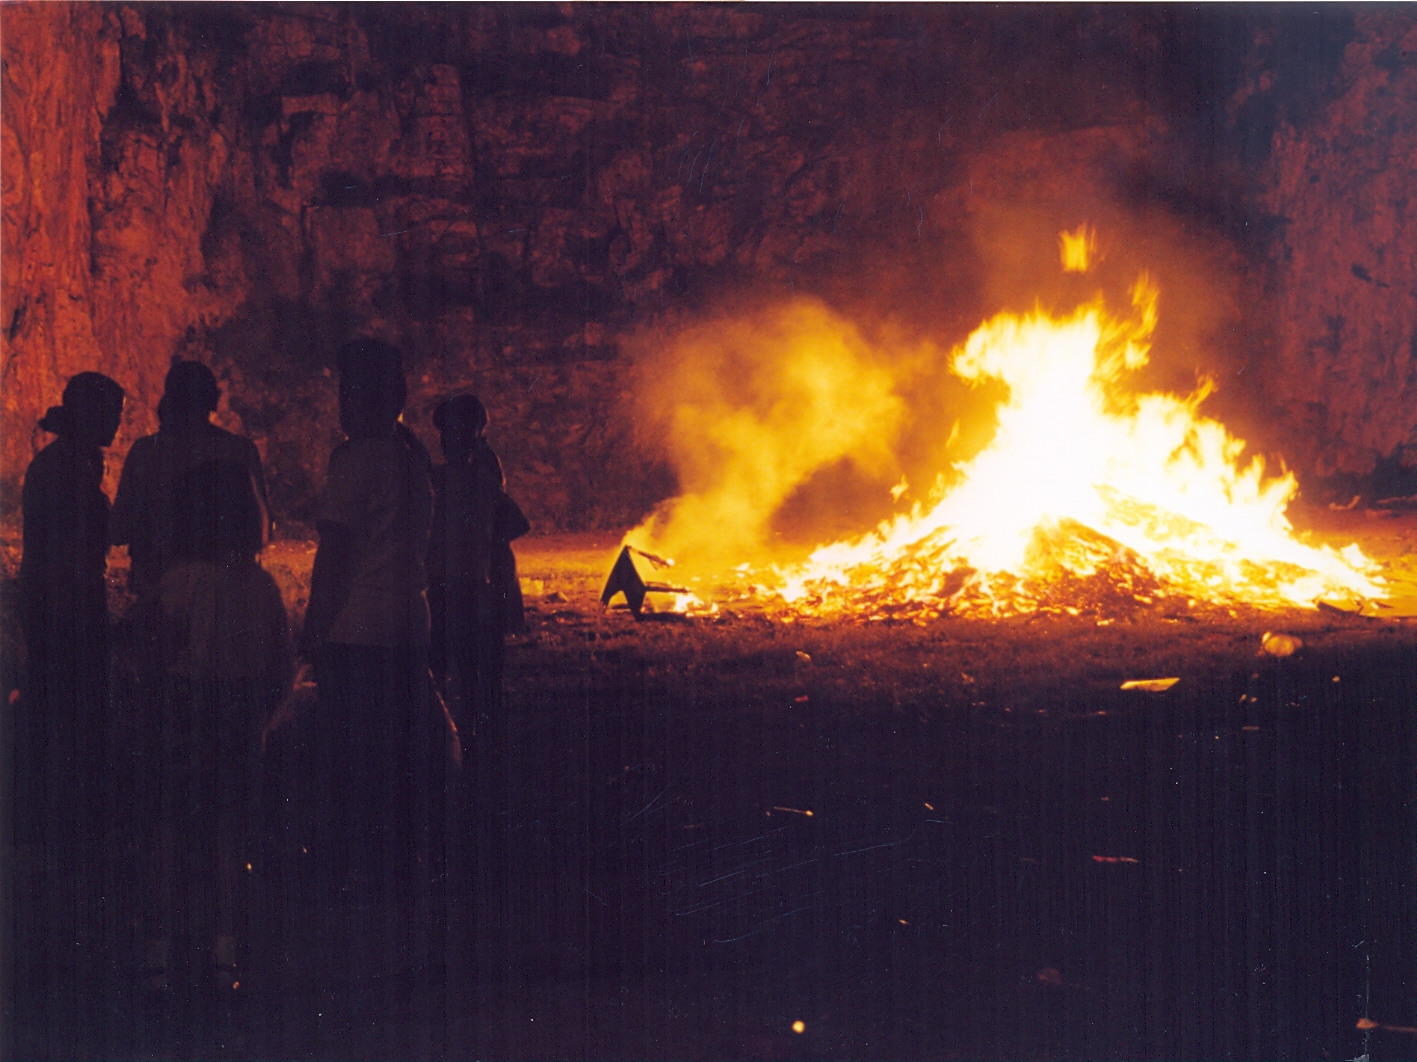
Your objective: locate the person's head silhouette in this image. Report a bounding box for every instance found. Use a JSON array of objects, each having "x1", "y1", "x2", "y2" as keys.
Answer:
[
  {"x1": 38, "y1": 372, "x2": 125, "y2": 447},
  {"x1": 335, "y1": 338, "x2": 406, "y2": 440},
  {"x1": 172, "y1": 460, "x2": 265, "y2": 566},
  {"x1": 159, "y1": 360, "x2": 220, "y2": 432},
  {"x1": 432, "y1": 394, "x2": 487, "y2": 464}
]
